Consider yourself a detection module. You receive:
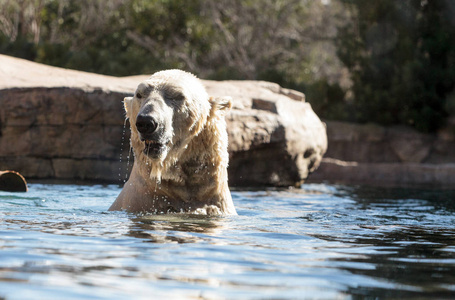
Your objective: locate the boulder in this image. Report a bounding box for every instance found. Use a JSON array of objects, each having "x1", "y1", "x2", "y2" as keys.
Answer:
[{"x1": 0, "y1": 55, "x2": 327, "y2": 186}]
